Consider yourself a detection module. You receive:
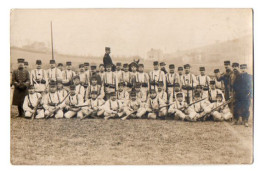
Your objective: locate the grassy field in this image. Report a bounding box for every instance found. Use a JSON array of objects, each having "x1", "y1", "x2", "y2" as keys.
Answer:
[{"x1": 10, "y1": 106, "x2": 253, "y2": 165}]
